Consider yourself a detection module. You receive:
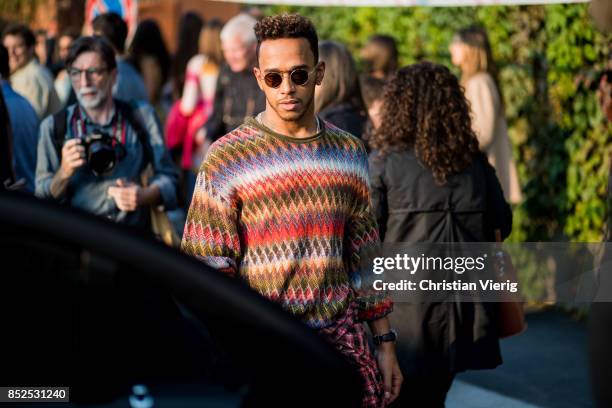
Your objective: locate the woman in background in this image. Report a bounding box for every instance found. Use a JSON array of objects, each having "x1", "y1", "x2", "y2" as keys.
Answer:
[
  {"x1": 450, "y1": 27, "x2": 522, "y2": 204},
  {"x1": 128, "y1": 19, "x2": 172, "y2": 116},
  {"x1": 359, "y1": 75, "x2": 387, "y2": 145},
  {"x1": 166, "y1": 20, "x2": 224, "y2": 205},
  {"x1": 369, "y1": 62, "x2": 512, "y2": 407},
  {"x1": 170, "y1": 12, "x2": 204, "y2": 101},
  {"x1": 360, "y1": 34, "x2": 398, "y2": 80},
  {"x1": 315, "y1": 41, "x2": 367, "y2": 138},
  {"x1": 52, "y1": 30, "x2": 78, "y2": 107},
  {"x1": 179, "y1": 20, "x2": 223, "y2": 121}
]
